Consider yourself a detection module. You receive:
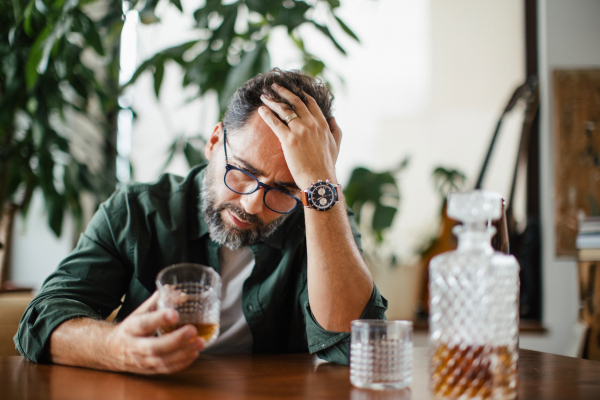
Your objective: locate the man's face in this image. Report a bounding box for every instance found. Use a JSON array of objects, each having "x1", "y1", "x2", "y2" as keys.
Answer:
[{"x1": 202, "y1": 112, "x2": 300, "y2": 249}]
